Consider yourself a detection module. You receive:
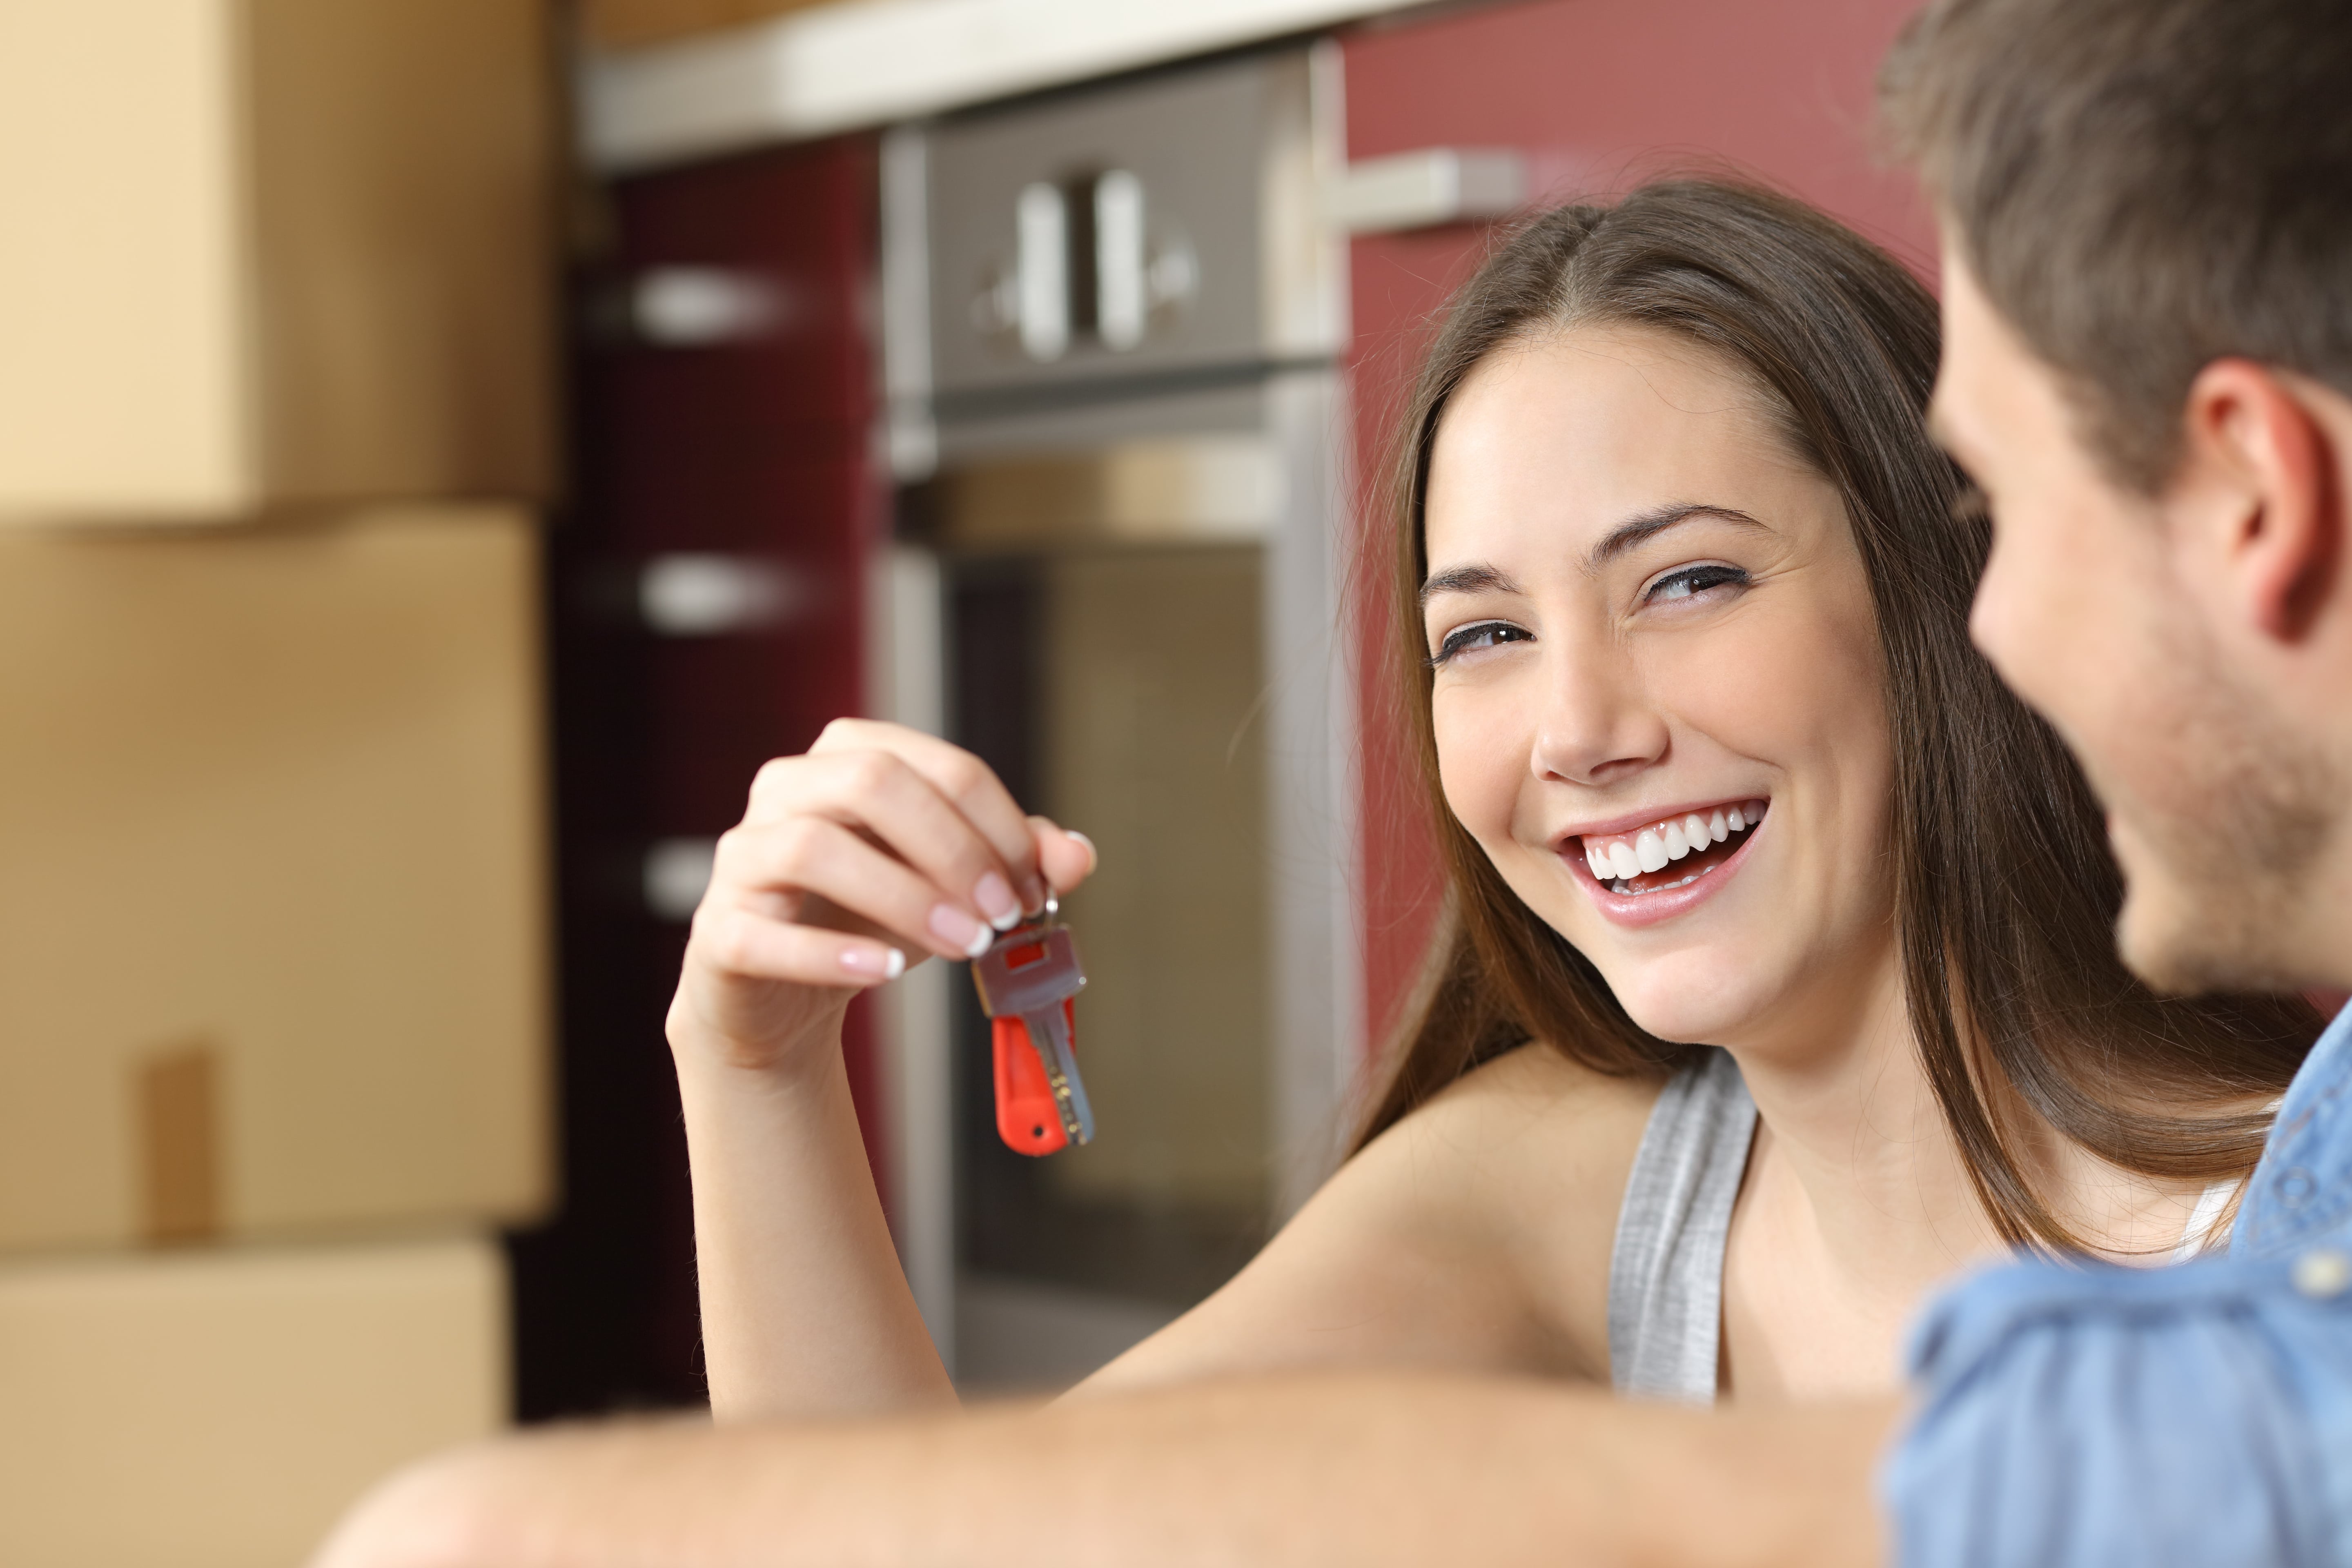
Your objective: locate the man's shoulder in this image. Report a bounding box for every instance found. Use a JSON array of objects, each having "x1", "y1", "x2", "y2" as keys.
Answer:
[
  {"x1": 1887, "y1": 1016, "x2": 2352, "y2": 1567},
  {"x1": 1890, "y1": 1247, "x2": 2352, "y2": 1568}
]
